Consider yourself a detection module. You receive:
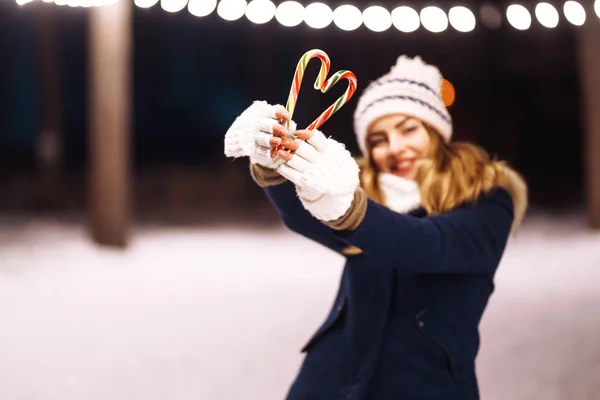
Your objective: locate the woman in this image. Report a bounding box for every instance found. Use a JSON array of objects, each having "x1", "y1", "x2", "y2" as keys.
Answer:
[{"x1": 224, "y1": 55, "x2": 527, "y2": 399}]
